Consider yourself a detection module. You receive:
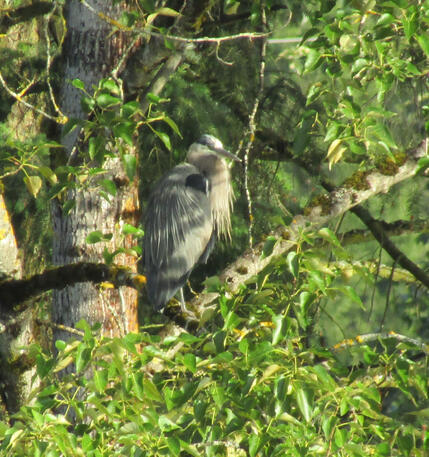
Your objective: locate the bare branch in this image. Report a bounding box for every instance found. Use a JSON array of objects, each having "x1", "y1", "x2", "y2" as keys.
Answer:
[
  {"x1": 239, "y1": 4, "x2": 268, "y2": 248},
  {"x1": 0, "y1": 71, "x2": 66, "y2": 124},
  {"x1": 332, "y1": 331, "x2": 429, "y2": 355},
  {"x1": 350, "y1": 204, "x2": 429, "y2": 290}
]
